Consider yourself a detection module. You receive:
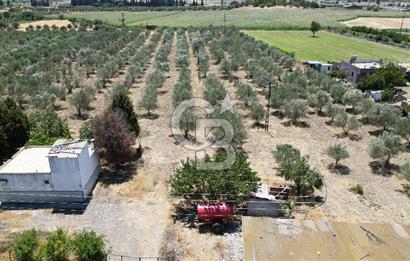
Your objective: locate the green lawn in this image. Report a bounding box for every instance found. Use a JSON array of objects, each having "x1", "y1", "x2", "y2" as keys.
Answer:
[
  {"x1": 245, "y1": 30, "x2": 410, "y2": 62},
  {"x1": 63, "y1": 7, "x2": 403, "y2": 29}
]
